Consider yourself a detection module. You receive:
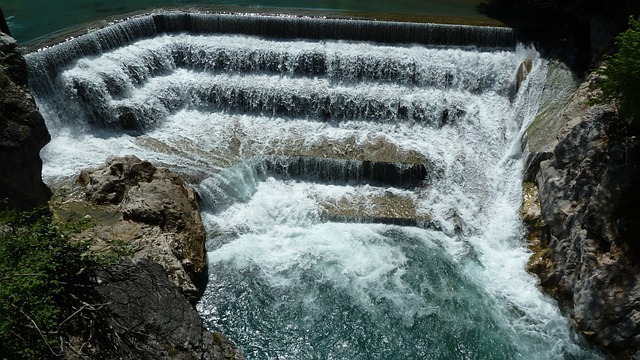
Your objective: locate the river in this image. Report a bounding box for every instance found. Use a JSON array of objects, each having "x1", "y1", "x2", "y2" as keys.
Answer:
[{"x1": 22, "y1": 9, "x2": 604, "y2": 360}]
